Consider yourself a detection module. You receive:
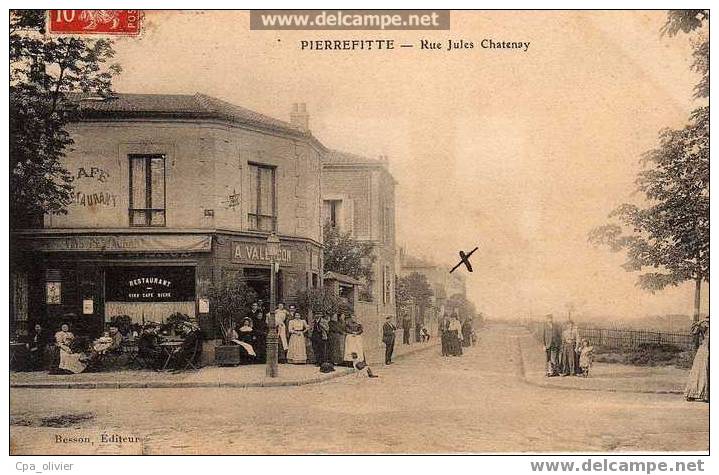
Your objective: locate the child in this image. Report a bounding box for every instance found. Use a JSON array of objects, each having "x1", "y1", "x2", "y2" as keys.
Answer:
[
  {"x1": 578, "y1": 338, "x2": 594, "y2": 377},
  {"x1": 420, "y1": 327, "x2": 431, "y2": 342},
  {"x1": 351, "y1": 352, "x2": 378, "y2": 378}
]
